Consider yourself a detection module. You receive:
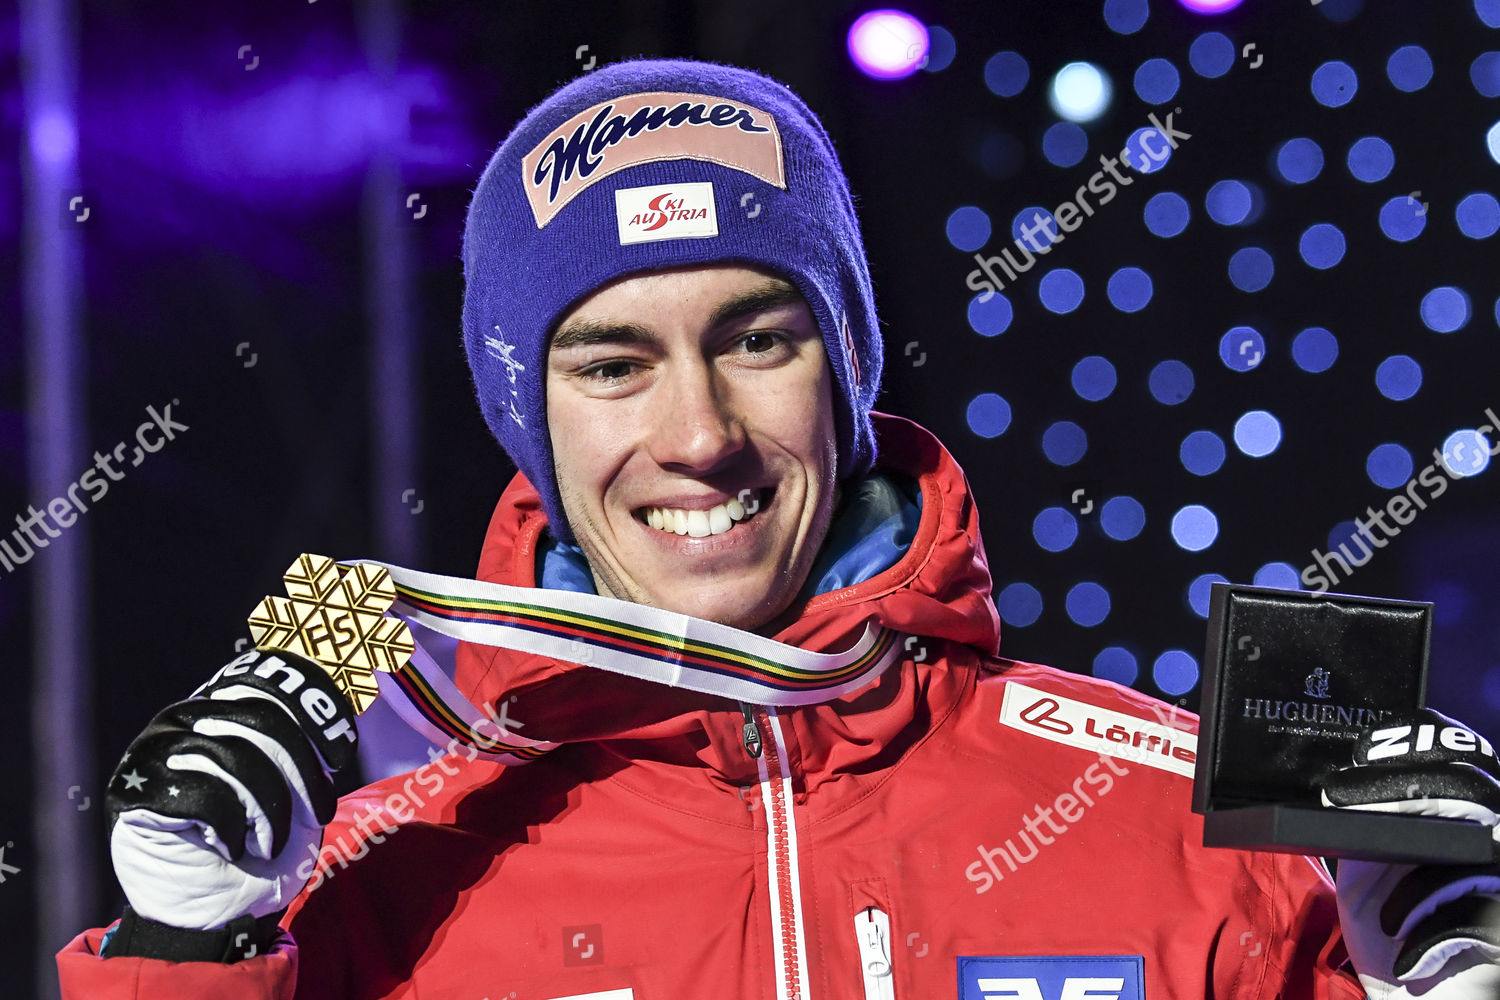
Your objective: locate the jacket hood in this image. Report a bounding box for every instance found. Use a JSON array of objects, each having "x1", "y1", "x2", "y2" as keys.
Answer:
[{"x1": 453, "y1": 410, "x2": 1001, "y2": 782}]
